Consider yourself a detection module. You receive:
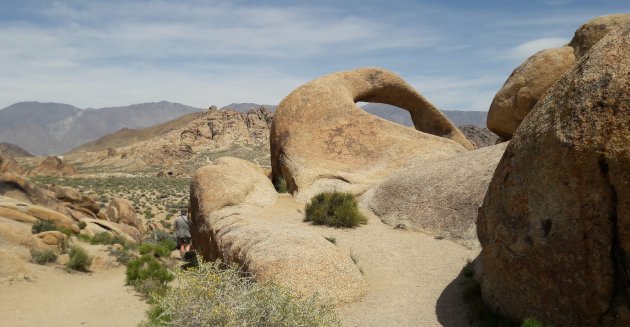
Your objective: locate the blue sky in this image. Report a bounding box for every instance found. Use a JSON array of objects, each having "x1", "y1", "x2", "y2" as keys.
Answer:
[{"x1": 0, "y1": 0, "x2": 628, "y2": 110}]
